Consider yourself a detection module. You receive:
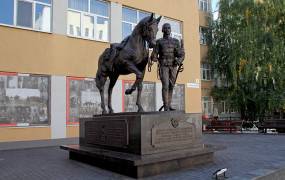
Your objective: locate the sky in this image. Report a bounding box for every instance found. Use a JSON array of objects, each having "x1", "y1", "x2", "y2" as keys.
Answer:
[{"x1": 212, "y1": 0, "x2": 219, "y2": 20}]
